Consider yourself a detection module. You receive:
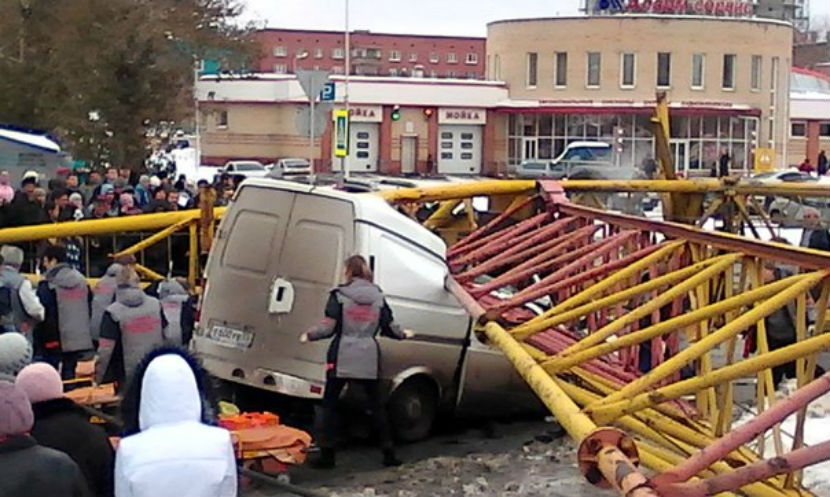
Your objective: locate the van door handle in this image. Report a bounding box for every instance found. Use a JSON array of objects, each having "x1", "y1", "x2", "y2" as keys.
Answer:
[{"x1": 268, "y1": 278, "x2": 295, "y2": 314}]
